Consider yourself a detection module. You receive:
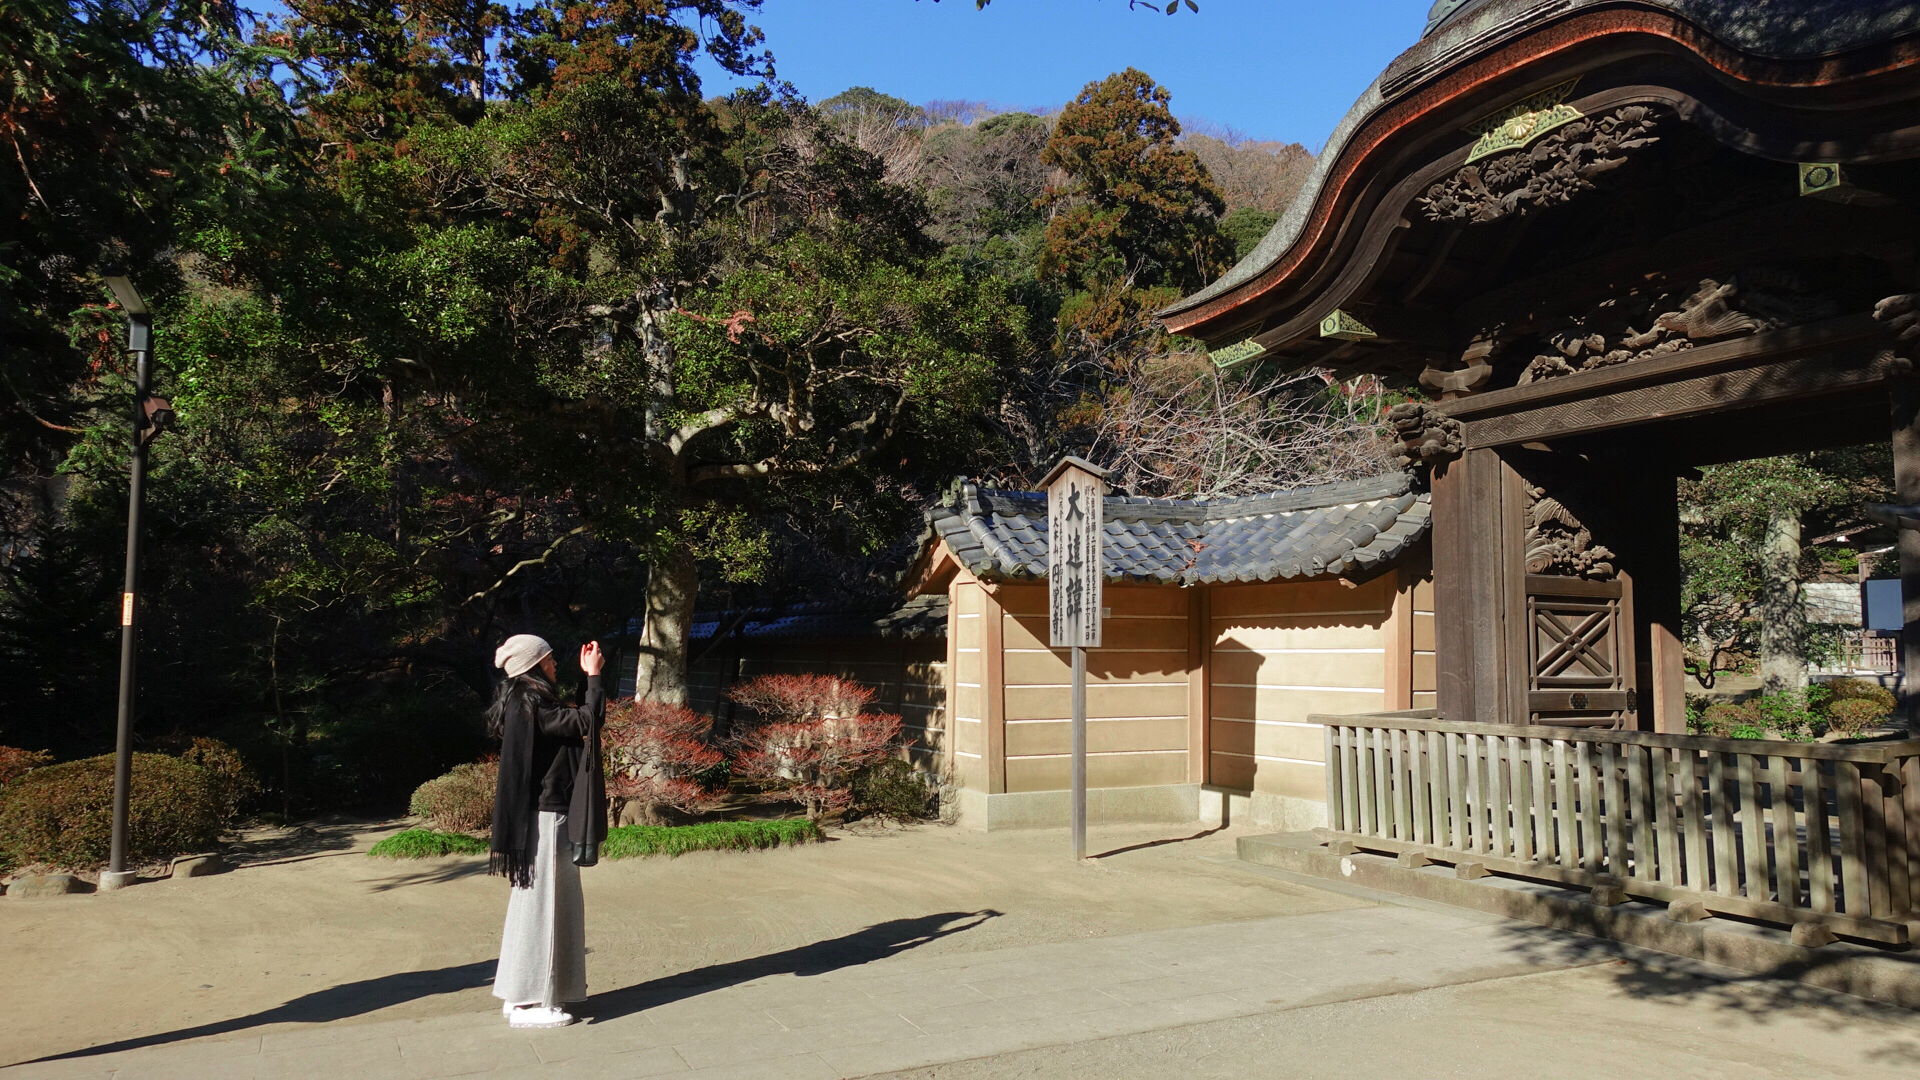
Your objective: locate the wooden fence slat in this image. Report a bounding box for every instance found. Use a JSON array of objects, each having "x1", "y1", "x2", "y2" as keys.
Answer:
[
  {"x1": 1905, "y1": 756, "x2": 1920, "y2": 915},
  {"x1": 1627, "y1": 744, "x2": 1654, "y2": 881},
  {"x1": 1411, "y1": 727, "x2": 1432, "y2": 845},
  {"x1": 1653, "y1": 746, "x2": 1679, "y2": 885},
  {"x1": 1679, "y1": 748, "x2": 1709, "y2": 892},
  {"x1": 1397, "y1": 728, "x2": 1416, "y2": 842},
  {"x1": 1509, "y1": 735, "x2": 1533, "y2": 862},
  {"x1": 1357, "y1": 728, "x2": 1377, "y2": 837},
  {"x1": 1862, "y1": 764, "x2": 1892, "y2": 918},
  {"x1": 1805, "y1": 758, "x2": 1834, "y2": 914},
  {"x1": 1466, "y1": 732, "x2": 1486, "y2": 854},
  {"x1": 1710, "y1": 751, "x2": 1737, "y2": 896},
  {"x1": 1737, "y1": 754, "x2": 1767, "y2": 901},
  {"x1": 1577, "y1": 741, "x2": 1601, "y2": 873},
  {"x1": 1837, "y1": 761, "x2": 1869, "y2": 914},
  {"x1": 1489, "y1": 733, "x2": 1511, "y2": 858},
  {"x1": 1443, "y1": 730, "x2": 1459, "y2": 849},
  {"x1": 1326, "y1": 726, "x2": 1345, "y2": 831},
  {"x1": 1602, "y1": 742, "x2": 1626, "y2": 879},
  {"x1": 1554, "y1": 739, "x2": 1577, "y2": 872},
  {"x1": 1769, "y1": 755, "x2": 1801, "y2": 909},
  {"x1": 1883, "y1": 761, "x2": 1909, "y2": 915},
  {"x1": 1531, "y1": 737, "x2": 1553, "y2": 863},
  {"x1": 1428, "y1": 730, "x2": 1450, "y2": 848}
]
